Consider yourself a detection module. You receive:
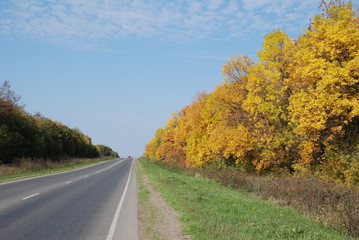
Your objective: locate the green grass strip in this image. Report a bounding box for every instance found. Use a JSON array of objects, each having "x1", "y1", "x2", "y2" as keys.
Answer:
[
  {"x1": 137, "y1": 159, "x2": 167, "y2": 240},
  {"x1": 138, "y1": 158, "x2": 354, "y2": 240},
  {"x1": 0, "y1": 158, "x2": 116, "y2": 183}
]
